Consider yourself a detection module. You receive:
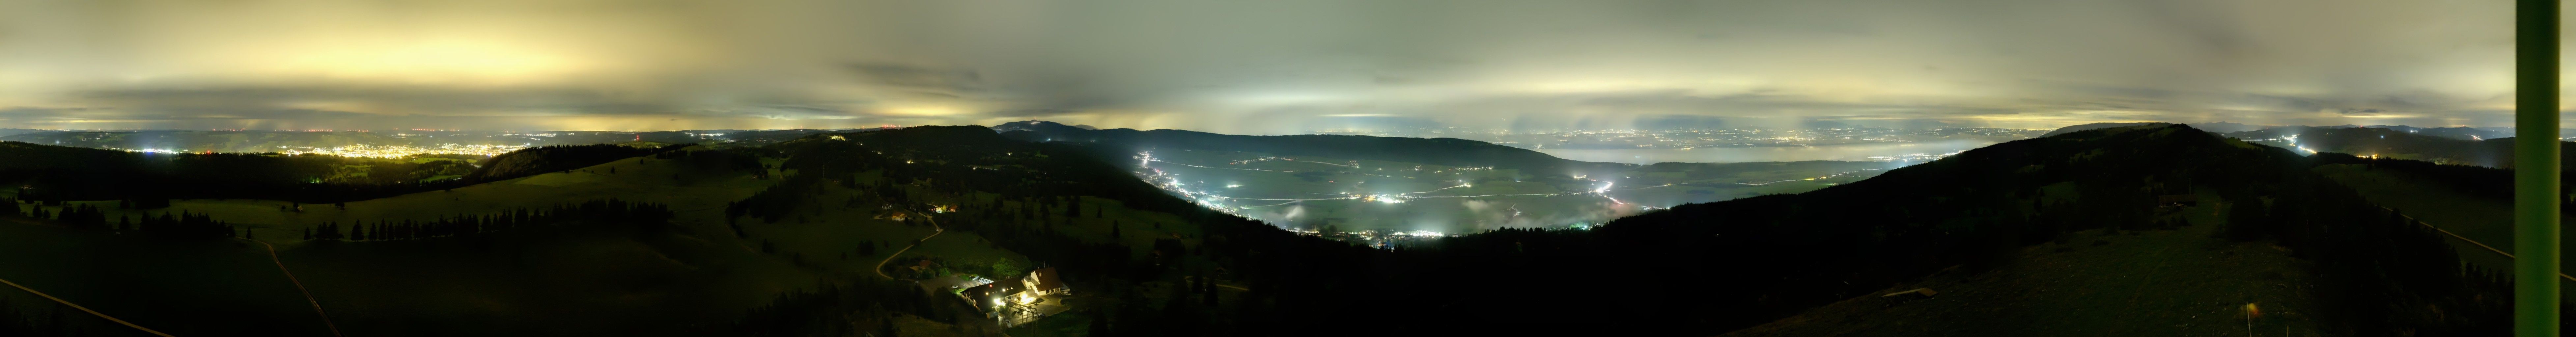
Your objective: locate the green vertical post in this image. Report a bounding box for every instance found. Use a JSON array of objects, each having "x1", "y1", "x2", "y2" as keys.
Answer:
[{"x1": 2518, "y1": 0, "x2": 2561, "y2": 335}]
